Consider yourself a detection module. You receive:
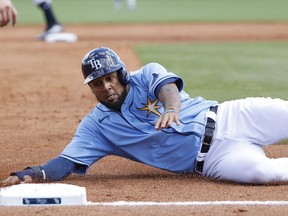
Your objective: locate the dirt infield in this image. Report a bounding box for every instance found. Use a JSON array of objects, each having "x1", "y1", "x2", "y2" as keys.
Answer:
[{"x1": 1, "y1": 23, "x2": 288, "y2": 215}]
